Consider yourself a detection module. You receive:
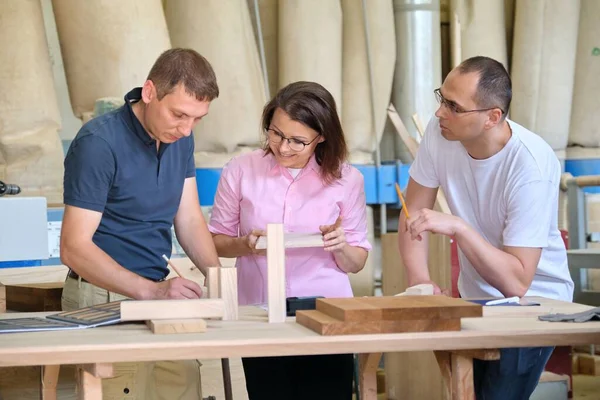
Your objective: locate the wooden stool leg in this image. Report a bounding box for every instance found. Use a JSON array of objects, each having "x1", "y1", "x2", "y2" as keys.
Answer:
[
  {"x1": 76, "y1": 363, "x2": 113, "y2": 400},
  {"x1": 40, "y1": 365, "x2": 60, "y2": 400},
  {"x1": 359, "y1": 353, "x2": 382, "y2": 400},
  {"x1": 451, "y1": 353, "x2": 474, "y2": 400}
]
